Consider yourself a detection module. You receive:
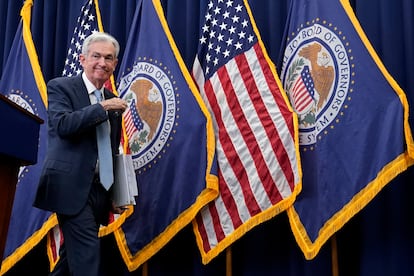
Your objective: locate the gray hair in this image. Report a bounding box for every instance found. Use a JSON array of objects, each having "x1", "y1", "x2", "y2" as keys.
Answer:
[{"x1": 81, "y1": 32, "x2": 120, "y2": 58}]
